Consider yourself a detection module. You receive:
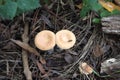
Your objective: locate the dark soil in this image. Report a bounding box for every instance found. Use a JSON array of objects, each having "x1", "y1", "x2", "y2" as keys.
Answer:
[{"x1": 0, "y1": 0, "x2": 120, "y2": 80}]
